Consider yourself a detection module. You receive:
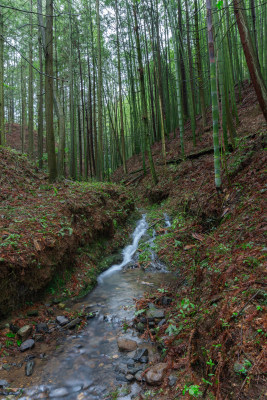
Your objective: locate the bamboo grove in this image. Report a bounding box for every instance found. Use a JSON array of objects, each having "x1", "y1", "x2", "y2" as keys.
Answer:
[{"x1": 0, "y1": 0, "x2": 266, "y2": 186}]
